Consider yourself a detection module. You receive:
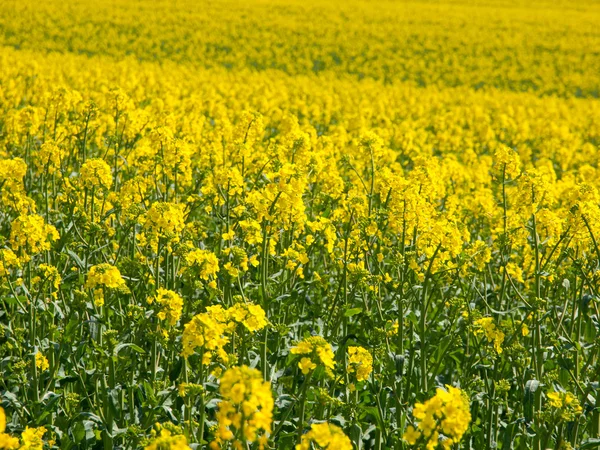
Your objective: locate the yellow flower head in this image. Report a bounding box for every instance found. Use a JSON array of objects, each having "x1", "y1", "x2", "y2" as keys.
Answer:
[
  {"x1": 347, "y1": 346, "x2": 373, "y2": 382},
  {"x1": 212, "y1": 366, "x2": 273, "y2": 450},
  {"x1": 35, "y1": 352, "x2": 49, "y2": 372},
  {"x1": 9, "y1": 215, "x2": 59, "y2": 259},
  {"x1": 227, "y1": 302, "x2": 268, "y2": 333},
  {"x1": 291, "y1": 336, "x2": 335, "y2": 377},
  {"x1": 80, "y1": 158, "x2": 112, "y2": 190},
  {"x1": 144, "y1": 423, "x2": 190, "y2": 450},
  {"x1": 296, "y1": 422, "x2": 352, "y2": 450},
  {"x1": 149, "y1": 288, "x2": 184, "y2": 326},
  {"x1": 405, "y1": 386, "x2": 471, "y2": 449}
]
